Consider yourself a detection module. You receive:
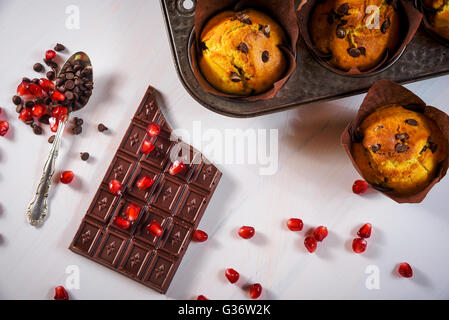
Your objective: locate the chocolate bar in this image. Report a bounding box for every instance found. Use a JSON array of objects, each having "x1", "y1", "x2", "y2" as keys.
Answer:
[{"x1": 69, "y1": 86, "x2": 222, "y2": 293}]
